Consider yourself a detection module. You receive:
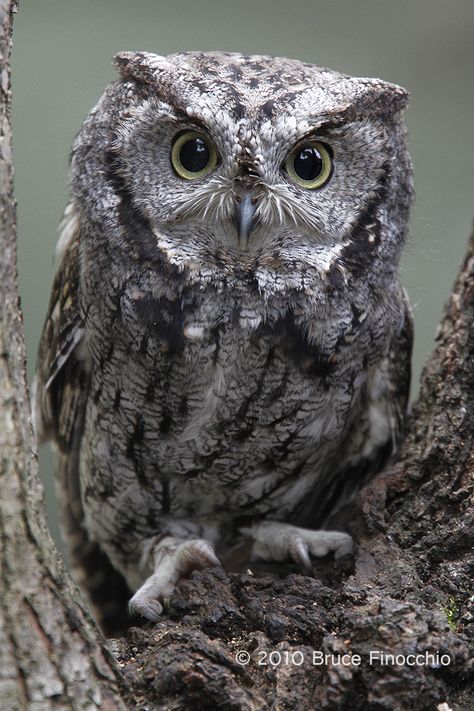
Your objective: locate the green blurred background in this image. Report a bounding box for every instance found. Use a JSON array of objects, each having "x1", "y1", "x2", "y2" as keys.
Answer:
[{"x1": 12, "y1": 0, "x2": 474, "y2": 544}]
